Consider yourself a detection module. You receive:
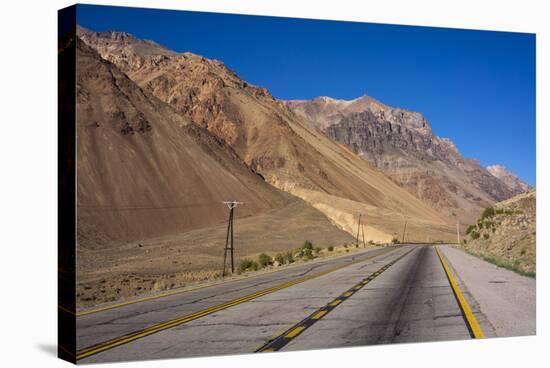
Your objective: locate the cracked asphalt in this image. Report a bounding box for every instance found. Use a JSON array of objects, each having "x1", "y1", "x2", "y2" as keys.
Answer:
[
  {"x1": 77, "y1": 246, "x2": 398, "y2": 351},
  {"x1": 77, "y1": 244, "x2": 533, "y2": 364}
]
